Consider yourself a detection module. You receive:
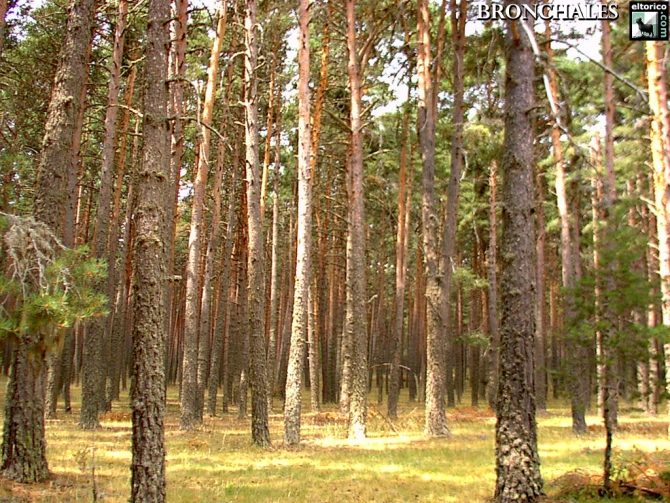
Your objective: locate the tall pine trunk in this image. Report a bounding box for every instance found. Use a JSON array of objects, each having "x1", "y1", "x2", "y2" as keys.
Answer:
[
  {"x1": 417, "y1": 0, "x2": 449, "y2": 438},
  {"x1": 439, "y1": 0, "x2": 467, "y2": 414},
  {"x1": 494, "y1": 5, "x2": 543, "y2": 501},
  {"x1": 344, "y1": 0, "x2": 368, "y2": 440},
  {"x1": 81, "y1": 0, "x2": 129, "y2": 429},
  {"x1": 284, "y1": 0, "x2": 312, "y2": 447},
  {"x1": 646, "y1": 40, "x2": 670, "y2": 438},
  {"x1": 1, "y1": 0, "x2": 96, "y2": 482},
  {"x1": 244, "y1": 0, "x2": 270, "y2": 447},
  {"x1": 129, "y1": 0, "x2": 171, "y2": 497}
]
